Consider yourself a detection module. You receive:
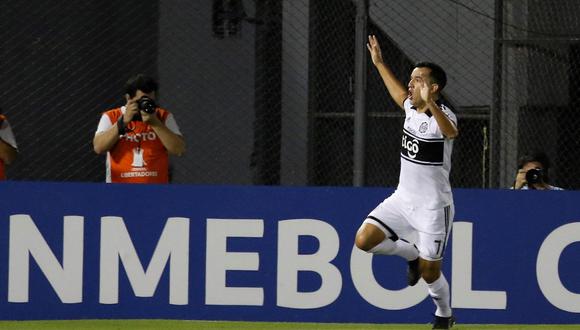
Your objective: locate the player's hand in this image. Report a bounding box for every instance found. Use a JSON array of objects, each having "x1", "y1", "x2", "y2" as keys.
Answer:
[
  {"x1": 514, "y1": 169, "x2": 527, "y2": 189},
  {"x1": 420, "y1": 81, "x2": 433, "y2": 103},
  {"x1": 124, "y1": 99, "x2": 140, "y2": 124},
  {"x1": 366, "y1": 35, "x2": 384, "y2": 66}
]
